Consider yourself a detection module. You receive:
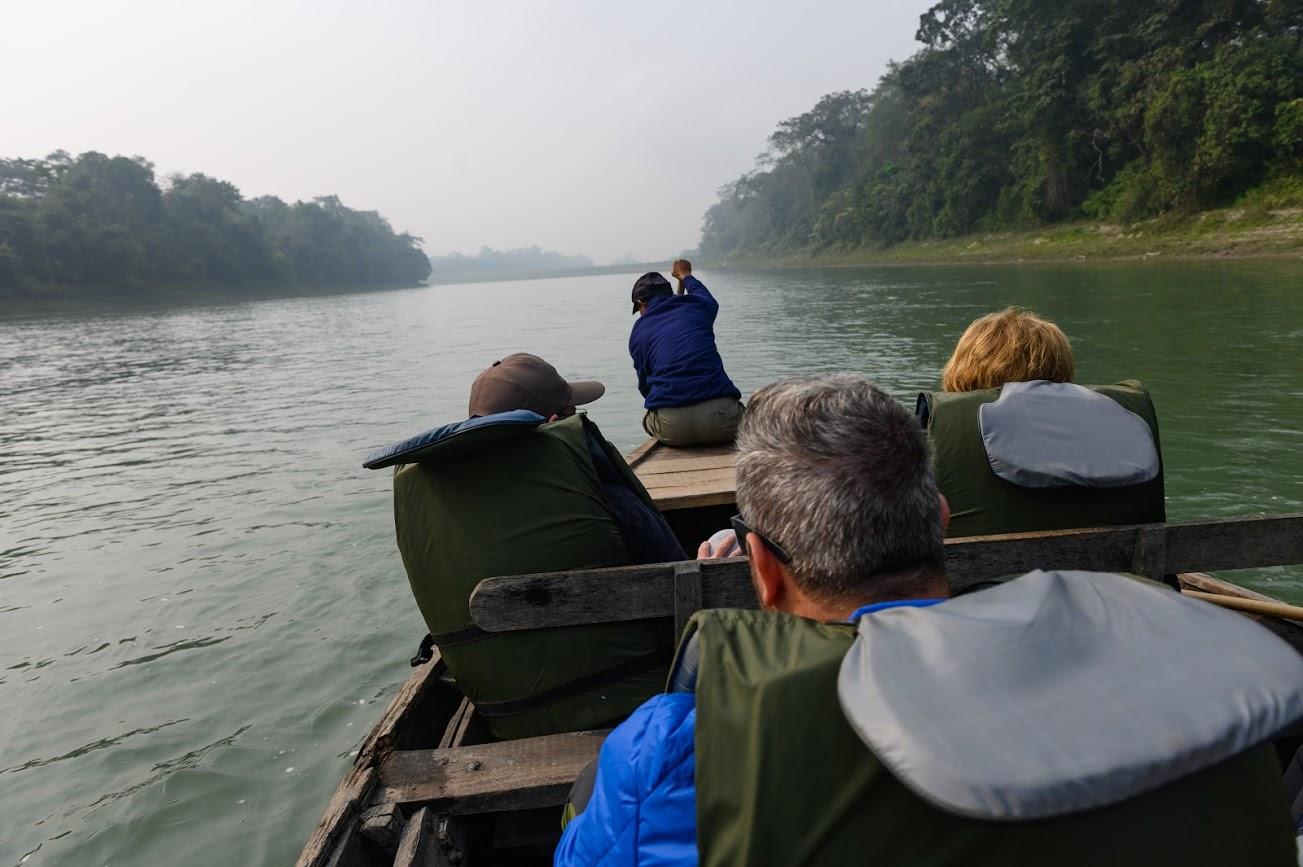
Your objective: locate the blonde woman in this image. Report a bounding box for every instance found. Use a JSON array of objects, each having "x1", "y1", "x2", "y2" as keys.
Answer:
[
  {"x1": 924, "y1": 307, "x2": 1165, "y2": 539},
  {"x1": 941, "y1": 307, "x2": 1074, "y2": 392}
]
